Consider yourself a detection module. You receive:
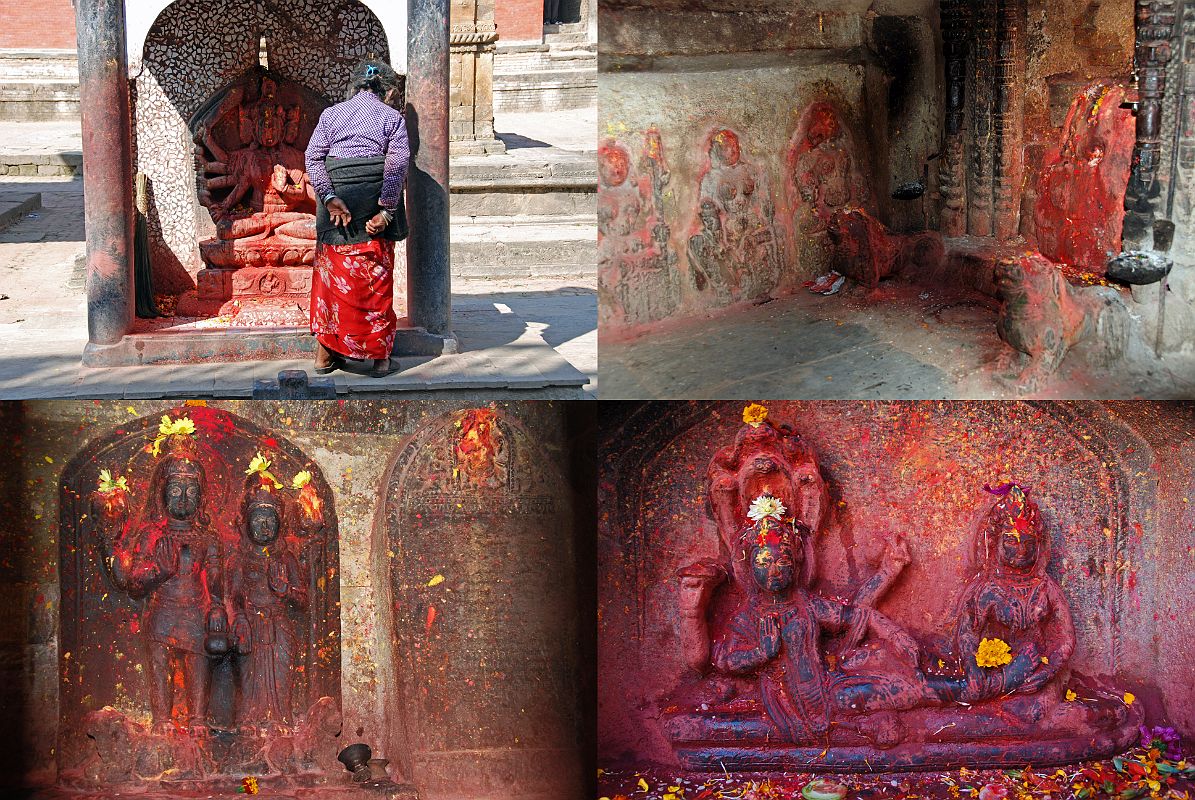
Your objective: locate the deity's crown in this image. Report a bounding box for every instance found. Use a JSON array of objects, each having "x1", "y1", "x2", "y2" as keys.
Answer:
[
  {"x1": 244, "y1": 479, "x2": 282, "y2": 515},
  {"x1": 162, "y1": 432, "x2": 202, "y2": 469}
]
